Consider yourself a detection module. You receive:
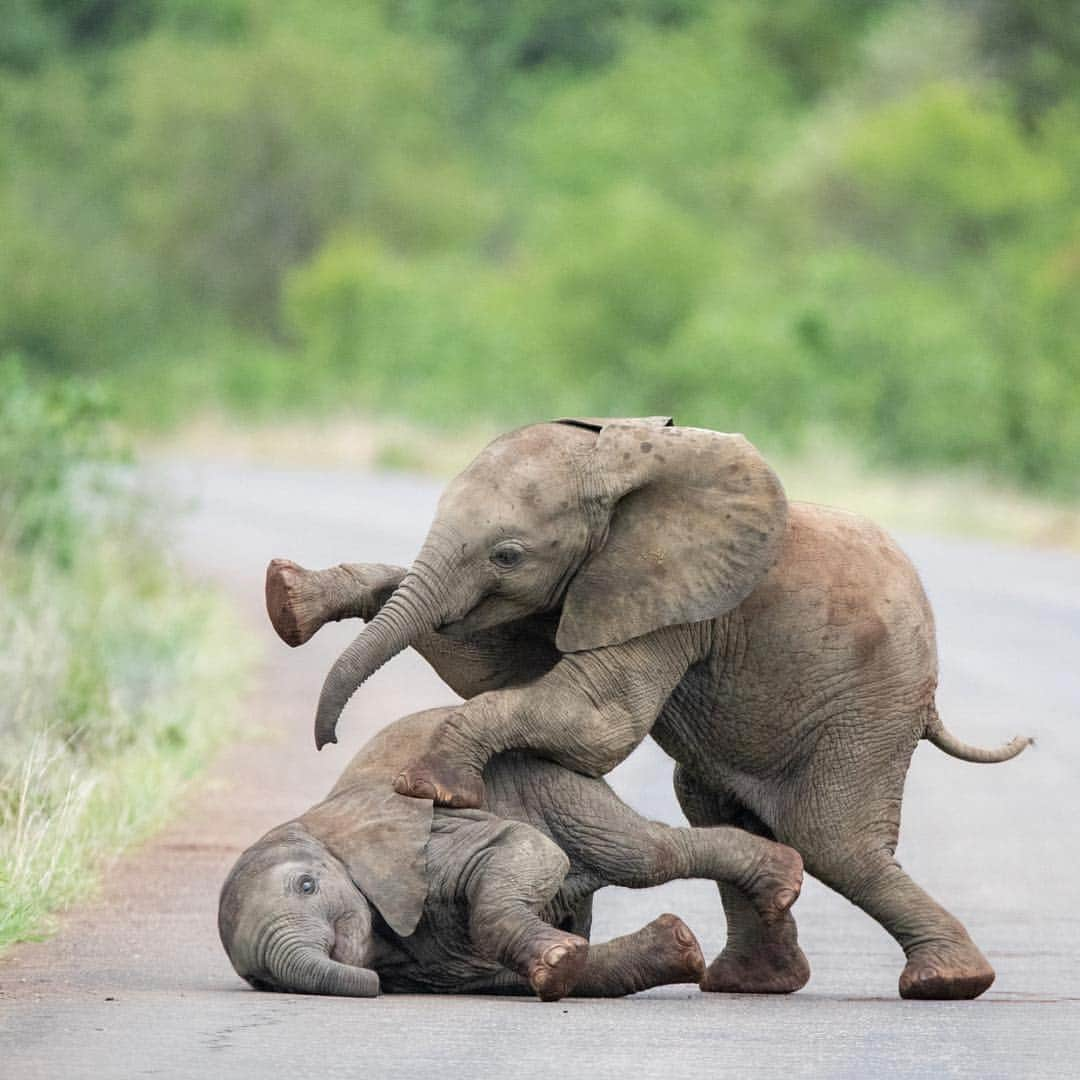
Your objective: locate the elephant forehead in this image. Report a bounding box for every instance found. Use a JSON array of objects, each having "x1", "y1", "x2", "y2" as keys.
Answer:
[
  {"x1": 443, "y1": 454, "x2": 579, "y2": 527},
  {"x1": 222, "y1": 861, "x2": 298, "y2": 944},
  {"x1": 225, "y1": 827, "x2": 311, "y2": 885},
  {"x1": 476, "y1": 439, "x2": 569, "y2": 483},
  {"x1": 472, "y1": 424, "x2": 591, "y2": 479}
]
